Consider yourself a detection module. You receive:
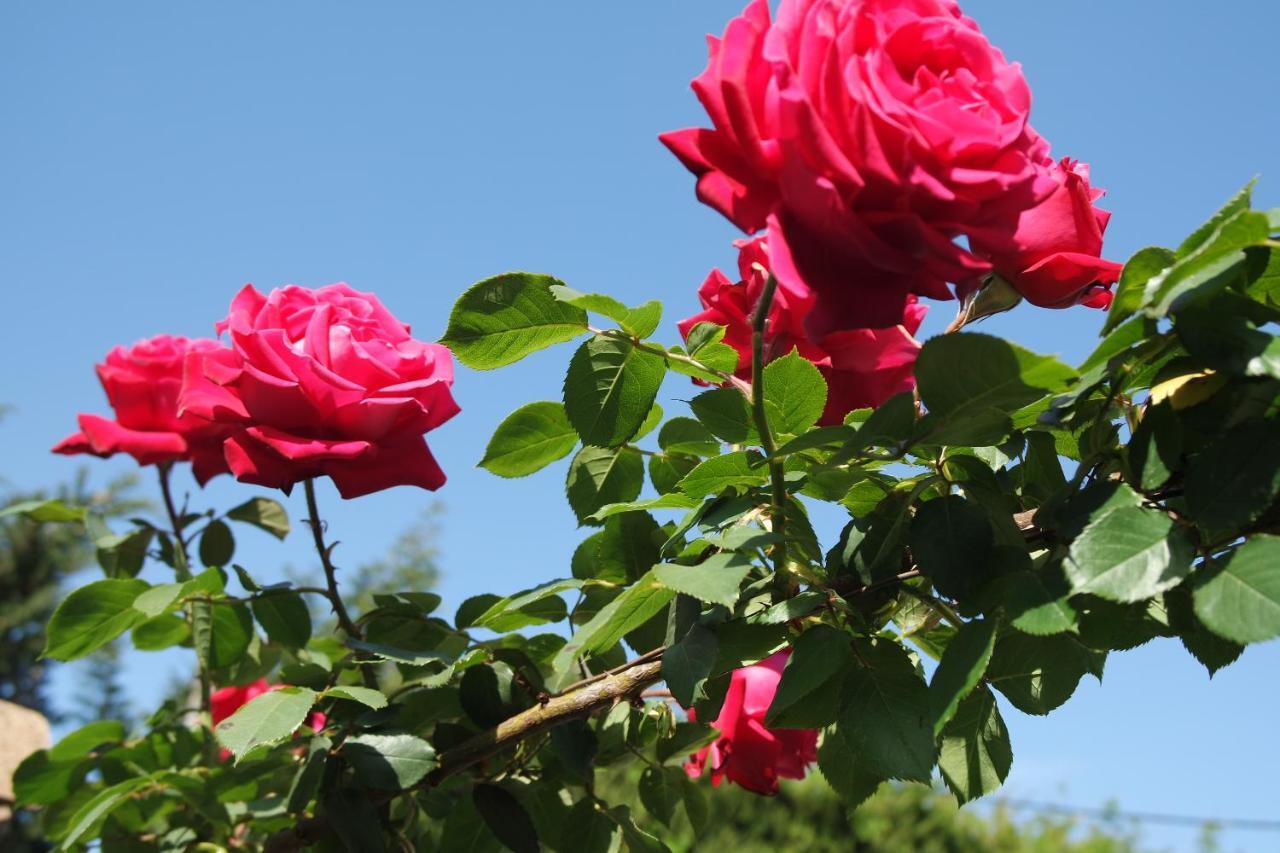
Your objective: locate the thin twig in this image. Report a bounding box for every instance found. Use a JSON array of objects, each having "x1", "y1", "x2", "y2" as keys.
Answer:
[
  {"x1": 748, "y1": 274, "x2": 791, "y2": 598},
  {"x1": 302, "y1": 478, "x2": 378, "y2": 690},
  {"x1": 158, "y1": 464, "x2": 214, "y2": 764}
]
